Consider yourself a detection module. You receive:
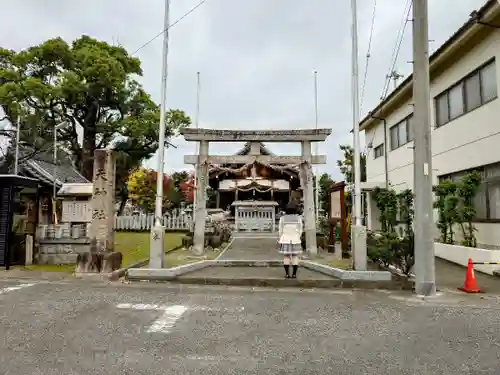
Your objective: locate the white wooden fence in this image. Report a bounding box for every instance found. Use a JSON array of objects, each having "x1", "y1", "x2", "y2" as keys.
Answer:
[{"x1": 115, "y1": 213, "x2": 193, "y2": 231}]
